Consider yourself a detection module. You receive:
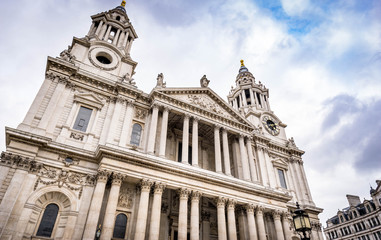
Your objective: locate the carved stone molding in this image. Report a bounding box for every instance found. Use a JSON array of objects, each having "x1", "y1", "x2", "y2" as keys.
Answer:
[
  {"x1": 178, "y1": 188, "x2": 190, "y2": 200},
  {"x1": 0, "y1": 152, "x2": 42, "y2": 173},
  {"x1": 245, "y1": 204, "x2": 255, "y2": 213},
  {"x1": 134, "y1": 108, "x2": 148, "y2": 120},
  {"x1": 59, "y1": 45, "x2": 76, "y2": 63},
  {"x1": 139, "y1": 179, "x2": 153, "y2": 192},
  {"x1": 70, "y1": 132, "x2": 84, "y2": 141},
  {"x1": 153, "y1": 182, "x2": 166, "y2": 194},
  {"x1": 191, "y1": 191, "x2": 202, "y2": 201},
  {"x1": 216, "y1": 197, "x2": 226, "y2": 208}
]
